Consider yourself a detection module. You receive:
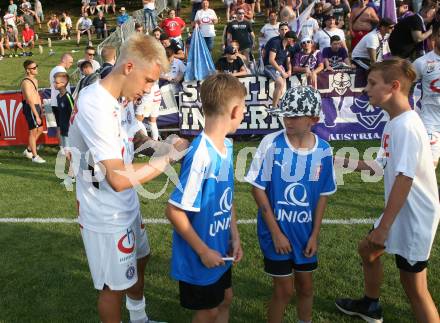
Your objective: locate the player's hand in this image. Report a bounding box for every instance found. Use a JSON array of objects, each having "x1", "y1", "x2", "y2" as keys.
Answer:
[
  {"x1": 272, "y1": 231, "x2": 292, "y2": 254},
  {"x1": 281, "y1": 71, "x2": 289, "y2": 79},
  {"x1": 366, "y1": 227, "x2": 387, "y2": 250},
  {"x1": 36, "y1": 116, "x2": 42, "y2": 125},
  {"x1": 304, "y1": 235, "x2": 318, "y2": 258},
  {"x1": 231, "y1": 238, "x2": 243, "y2": 263},
  {"x1": 199, "y1": 248, "x2": 225, "y2": 268},
  {"x1": 166, "y1": 135, "x2": 189, "y2": 164}
]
